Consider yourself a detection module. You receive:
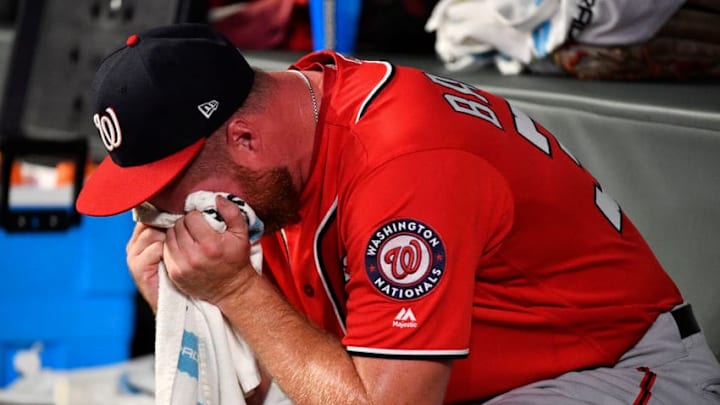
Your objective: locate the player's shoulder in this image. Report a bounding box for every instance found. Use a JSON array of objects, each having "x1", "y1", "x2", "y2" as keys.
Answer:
[
  {"x1": 295, "y1": 51, "x2": 399, "y2": 125},
  {"x1": 296, "y1": 52, "x2": 503, "y2": 170}
]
